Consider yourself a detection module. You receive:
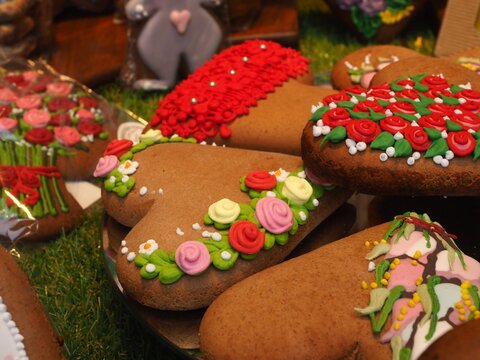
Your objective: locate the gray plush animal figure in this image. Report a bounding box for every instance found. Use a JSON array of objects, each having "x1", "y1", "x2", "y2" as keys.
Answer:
[{"x1": 125, "y1": 0, "x2": 223, "y2": 89}]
